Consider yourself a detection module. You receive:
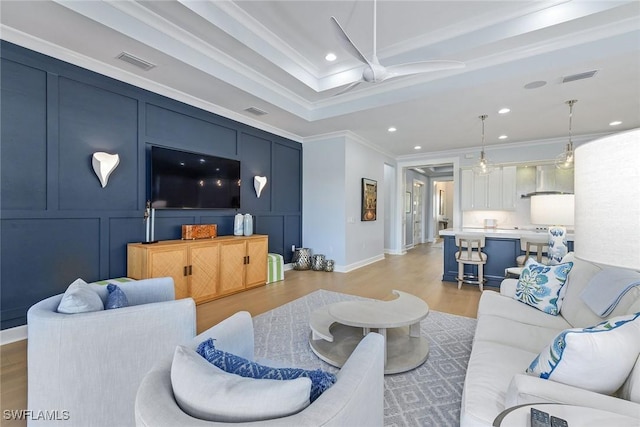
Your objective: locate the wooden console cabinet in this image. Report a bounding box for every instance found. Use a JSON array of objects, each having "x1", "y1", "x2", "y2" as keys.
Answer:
[{"x1": 127, "y1": 235, "x2": 268, "y2": 304}]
